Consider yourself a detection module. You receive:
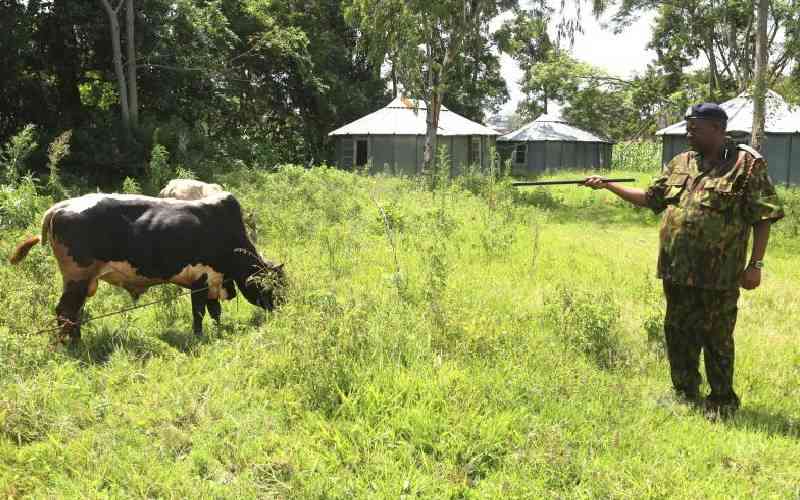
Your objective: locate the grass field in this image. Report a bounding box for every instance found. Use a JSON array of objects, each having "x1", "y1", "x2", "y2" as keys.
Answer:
[{"x1": 1, "y1": 165, "x2": 799, "y2": 498}]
